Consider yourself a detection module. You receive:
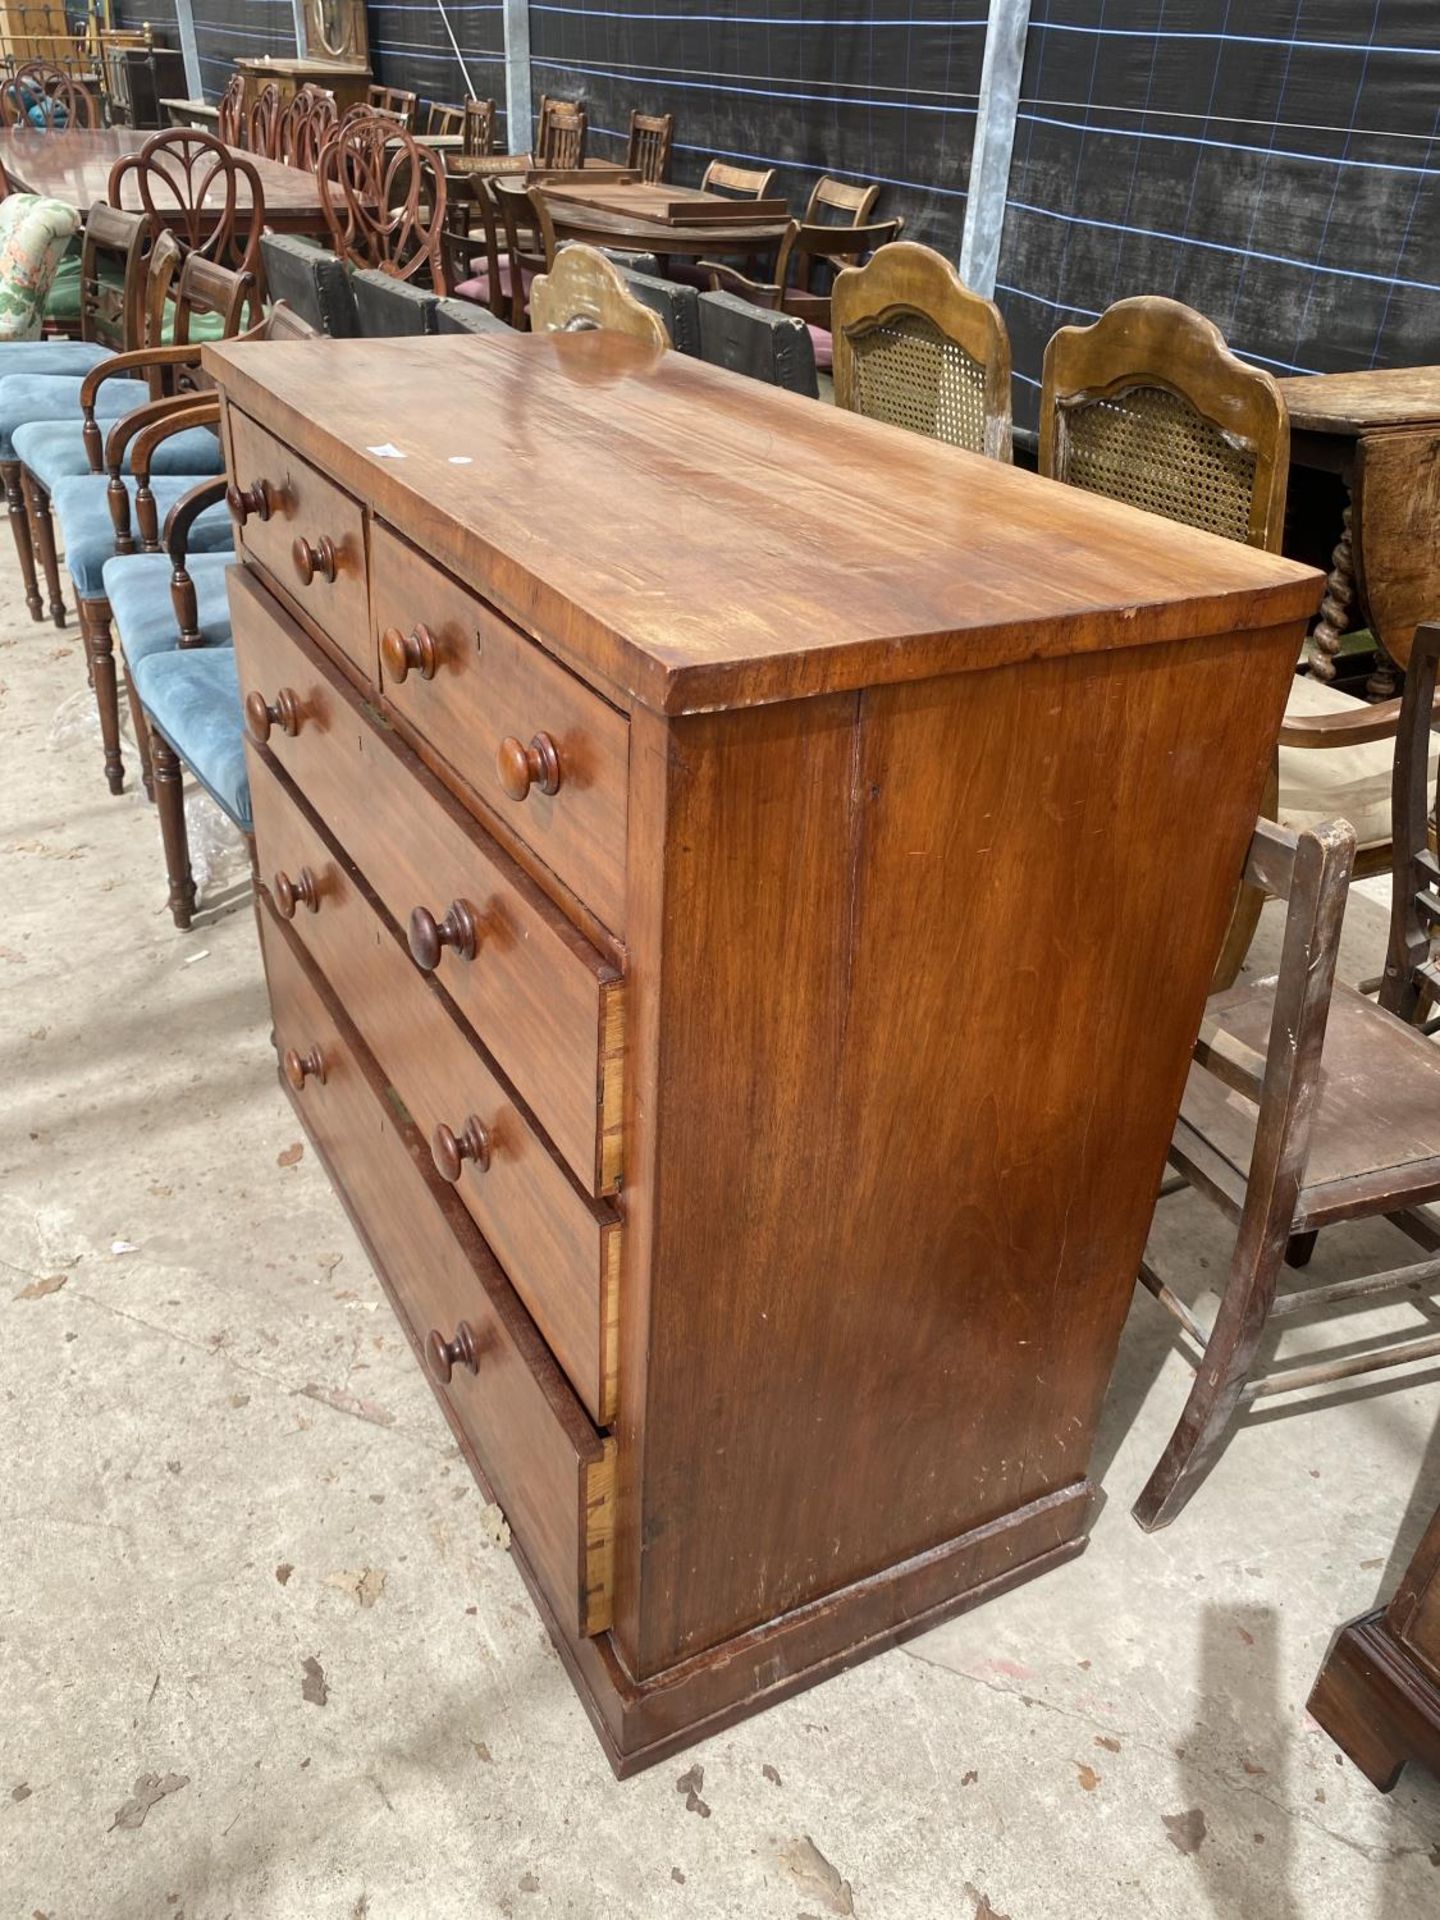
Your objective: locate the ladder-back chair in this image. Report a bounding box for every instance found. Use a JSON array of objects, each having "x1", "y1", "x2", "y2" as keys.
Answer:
[
  {"x1": 626, "y1": 110, "x2": 673, "y2": 183},
  {"x1": 529, "y1": 244, "x2": 669, "y2": 348}
]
